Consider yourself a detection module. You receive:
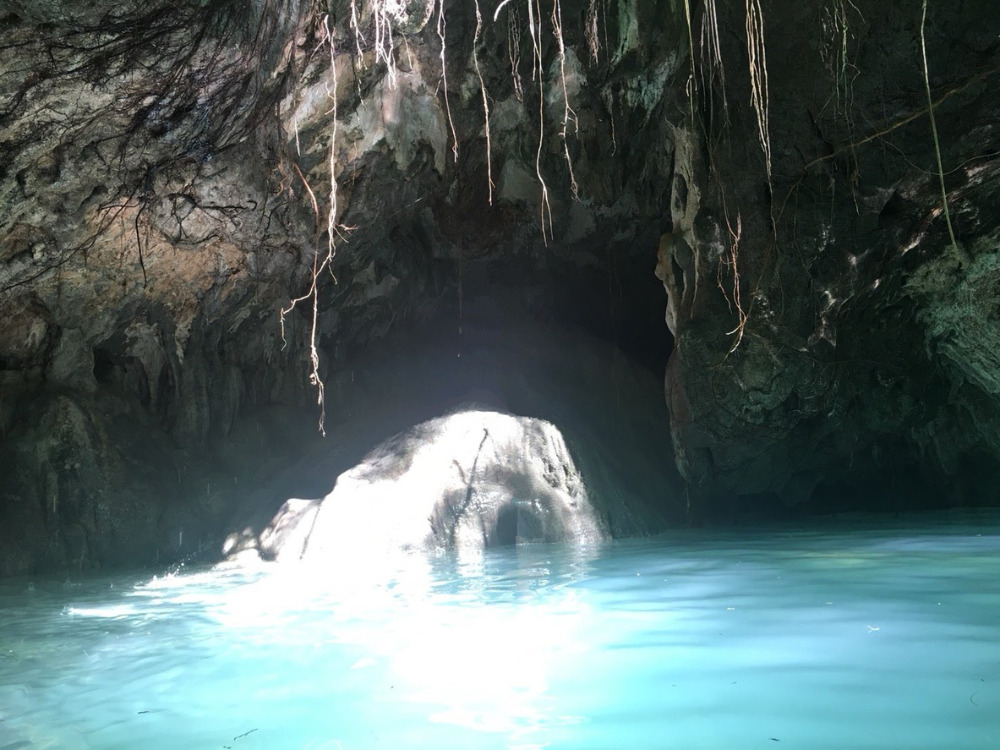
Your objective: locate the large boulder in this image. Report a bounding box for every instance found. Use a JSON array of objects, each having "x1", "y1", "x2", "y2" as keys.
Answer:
[{"x1": 253, "y1": 409, "x2": 605, "y2": 564}]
